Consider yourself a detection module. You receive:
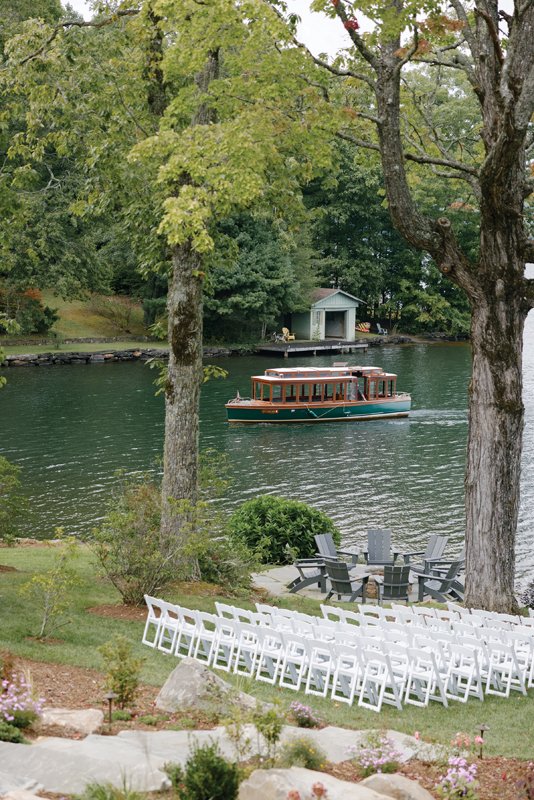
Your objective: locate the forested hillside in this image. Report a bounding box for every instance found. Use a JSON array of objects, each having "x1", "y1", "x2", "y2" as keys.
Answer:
[{"x1": 0, "y1": 1, "x2": 474, "y2": 343}]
